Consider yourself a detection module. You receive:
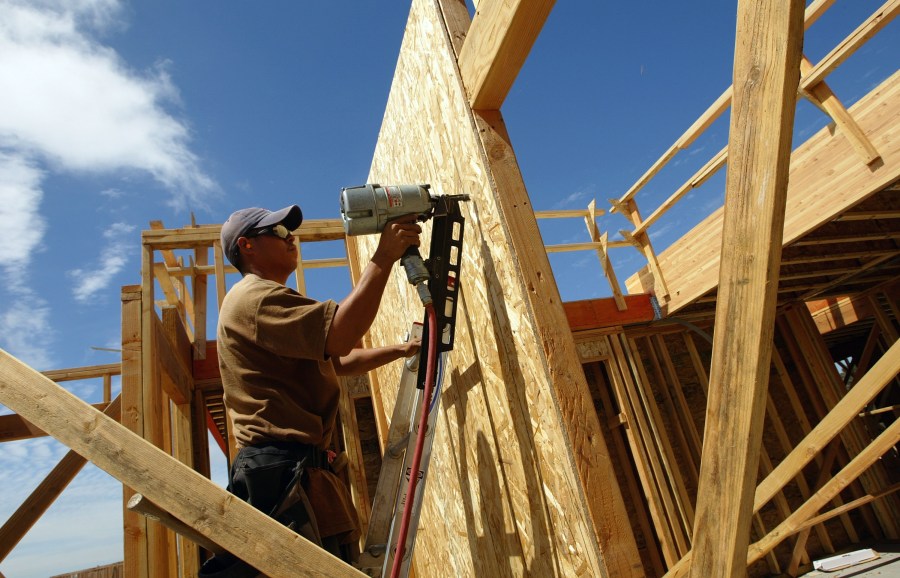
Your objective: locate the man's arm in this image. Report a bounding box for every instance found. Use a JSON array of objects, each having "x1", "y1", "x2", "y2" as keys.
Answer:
[
  {"x1": 332, "y1": 340, "x2": 421, "y2": 376},
  {"x1": 324, "y1": 216, "x2": 421, "y2": 357}
]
